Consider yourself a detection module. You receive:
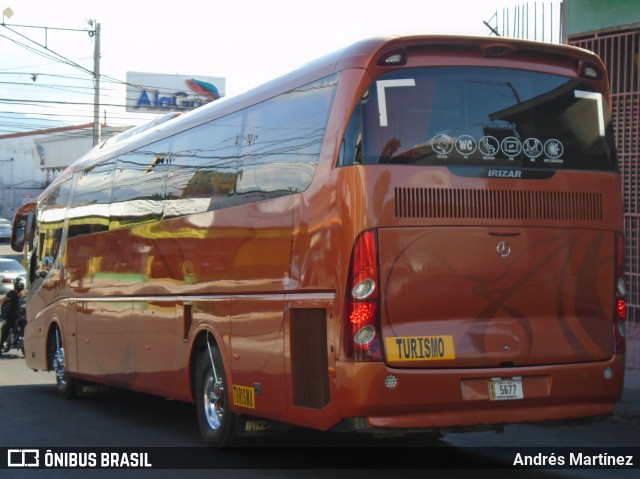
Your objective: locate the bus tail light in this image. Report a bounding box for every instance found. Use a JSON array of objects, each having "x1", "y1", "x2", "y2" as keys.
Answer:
[
  {"x1": 578, "y1": 60, "x2": 604, "y2": 81},
  {"x1": 614, "y1": 232, "x2": 626, "y2": 353},
  {"x1": 344, "y1": 230, "x2": 383, "y2": 361}
]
